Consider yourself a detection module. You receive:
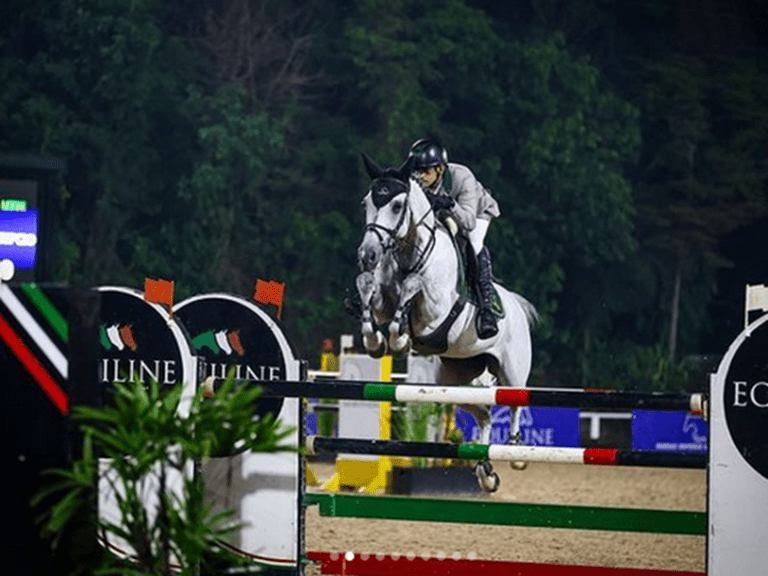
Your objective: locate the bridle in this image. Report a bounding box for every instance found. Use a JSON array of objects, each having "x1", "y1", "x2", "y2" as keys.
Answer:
[{"x1": 363, "y1": 180, "x2": 438, "y2": 275}]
